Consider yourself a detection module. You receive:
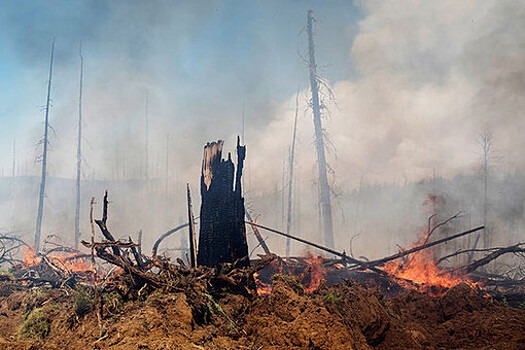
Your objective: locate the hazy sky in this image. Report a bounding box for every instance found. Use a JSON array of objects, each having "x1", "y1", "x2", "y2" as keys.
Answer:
[{"x1": 0, "y1": 0, "x2": 523, "y2": 193}]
